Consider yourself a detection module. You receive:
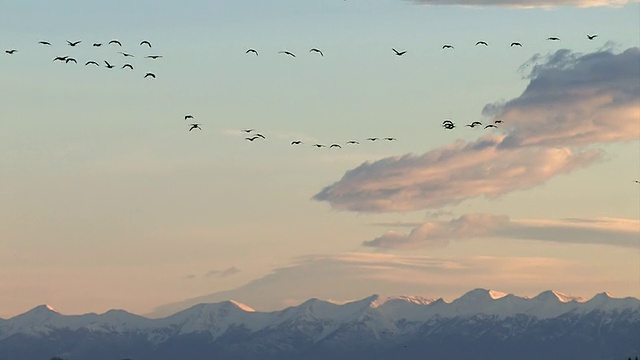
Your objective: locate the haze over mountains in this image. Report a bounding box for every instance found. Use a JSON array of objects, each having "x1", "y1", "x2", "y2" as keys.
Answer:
[{"x1": 1, "y1": 289, "x2": 638, "y2": 360}]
